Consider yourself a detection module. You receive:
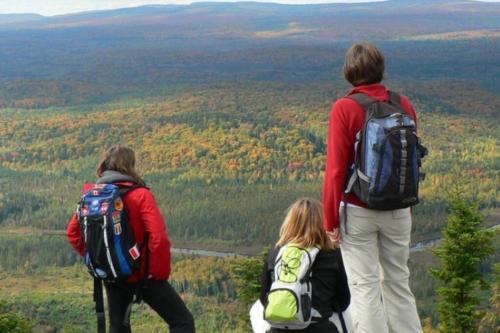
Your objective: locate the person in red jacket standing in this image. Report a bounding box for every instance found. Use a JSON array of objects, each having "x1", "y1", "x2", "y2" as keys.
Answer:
[
  {"x1": 323, "y1": 43, "x2": 422, "y2": 332},
  {"x1": 67, "y1": 145, "x2": 195, "y2": 333}
]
